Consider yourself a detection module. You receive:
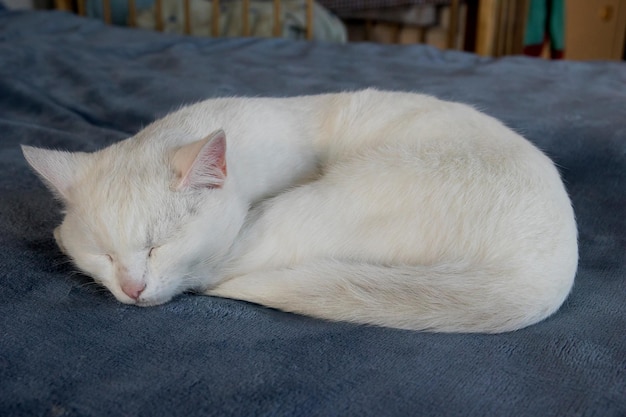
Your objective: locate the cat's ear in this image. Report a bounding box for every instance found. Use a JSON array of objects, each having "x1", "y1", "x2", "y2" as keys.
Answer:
[
  {"x1": 21, "y1": 145, "x2": 86, "y2": 202},
  {"x1": 172, "y1": 130, "x2": 227, "y2": 190}
]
